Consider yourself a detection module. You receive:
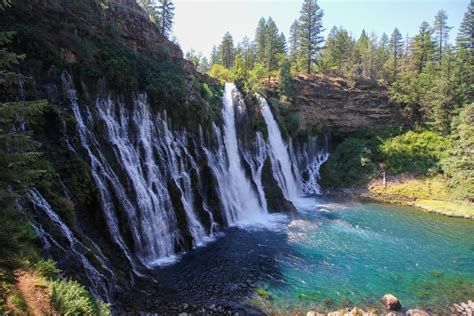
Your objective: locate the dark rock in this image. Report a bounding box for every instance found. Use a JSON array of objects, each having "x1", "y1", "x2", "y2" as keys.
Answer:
[{"x1": 381, "y1": 294, "x2": 402, "y2": 311}]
